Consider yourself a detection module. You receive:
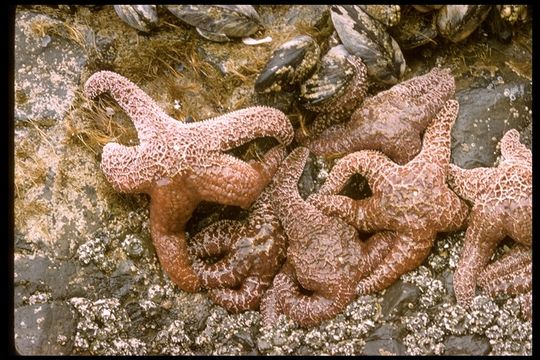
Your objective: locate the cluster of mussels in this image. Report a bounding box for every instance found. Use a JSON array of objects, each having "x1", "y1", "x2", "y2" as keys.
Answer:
[{"x1": 85, "y1": 5, "x2": 531, "y2": 328}]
